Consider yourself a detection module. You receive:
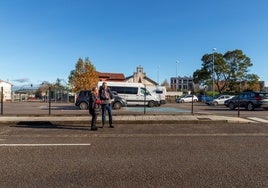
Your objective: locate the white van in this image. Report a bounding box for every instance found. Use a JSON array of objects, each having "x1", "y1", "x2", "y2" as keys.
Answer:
[
  {"x1": 98, "y1": 81, "x2": 160, "y2": 107},
  {"x1": 147, "y1": 86, "x2": 167, "y2": 104}
]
